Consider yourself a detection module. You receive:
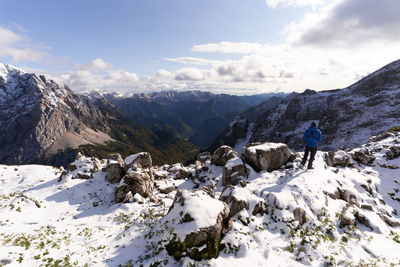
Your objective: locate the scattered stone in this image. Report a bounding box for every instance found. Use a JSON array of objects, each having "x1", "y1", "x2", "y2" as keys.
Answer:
[
  {"x1": 252, "y1": 201, "x2": 268, "y2": 216},
  {"x1": 386, "y1": 145, "x2": 400, "y2": 160},
  {"x1": 242, "y1": 142, "x2": 293, "y2": 172},
  {"x1": 76, "y1": 171, "x2": 92, "y2": 179},
  {"x1": 159, "y1": 186, "x2": 175, "y2": 194},
  {"x1": 361, "y1": 204, "x2": 373, "y2": 211},
  {"x1": 123, "y1": 191, "x2": 133, "y2": 203},
  {"x1": 68, "y1": 164, "x2": 77, "y2": 172},
  {"x1": 339, "y1": 215, "x2": 356, "y2": 228},
  {"x1": 222, "y1": 157, "x2": 250, "y2": 186},
  {"x1": 325, "y1": 150, "x2": 354, "y2": 167},
  {"x1": 168, "y1": 163, "x2": 191, "y2": 179},
  {"x1": 355, "y1": 211, "x2": 373, "y2": 230},
  {"x1": 379, "y1": 213, "x2": 400, "y2": 227},
  {"x1": 211, "y1": 146, "x2": 238, "y2": 166}
]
